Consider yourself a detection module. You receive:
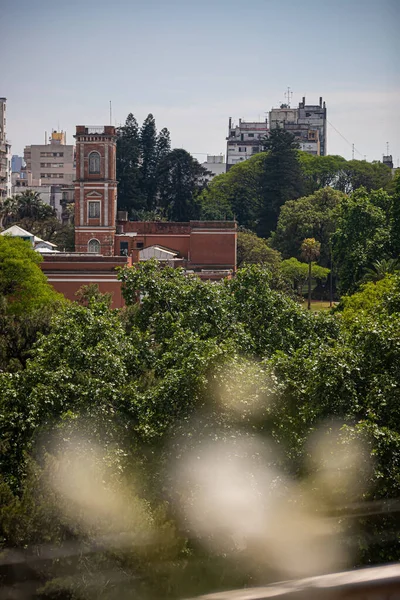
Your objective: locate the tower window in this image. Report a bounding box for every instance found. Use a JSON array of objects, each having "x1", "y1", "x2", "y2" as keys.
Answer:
[
  {"x1": 88, "y1": 201, "x2": 100, "y2": 218},
  {"x1": 88, "y1": 151, "x2": 101, "y2": 174},
  {"x1": 88, "y1": 238, "x2": 100, "y2": 253}
]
